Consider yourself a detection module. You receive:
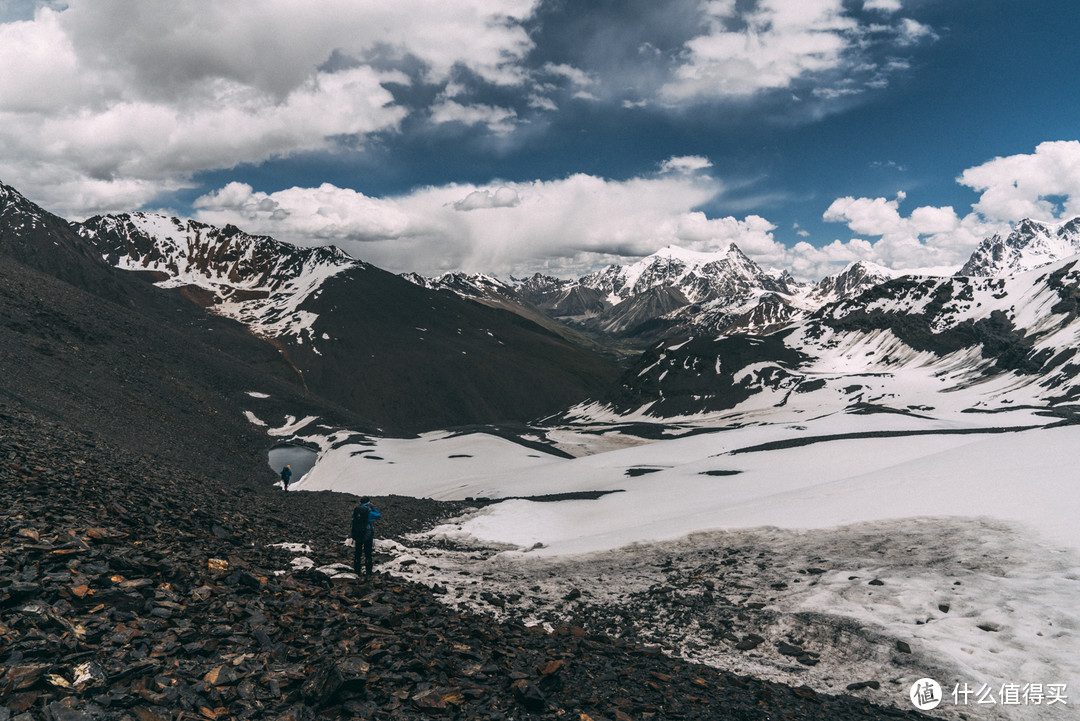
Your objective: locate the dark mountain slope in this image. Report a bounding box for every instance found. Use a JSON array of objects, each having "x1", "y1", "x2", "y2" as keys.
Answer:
[
  {"x1": 0, "y1": 184, "x2": 380, "y2": 478},
  {"x1": 0, "y1": 257, "x2": 363, "y2": 481},
  {"x1": 76, "y1": 209, "x2": 621, "y2": 432},
  {"x1": 403, "y1": 272, "x2": 627, "y2": 362},
  {"x1": 291, "y1": 264, "x2": 620, "y2": 430},
  {"x1": 0, "y1": 183, "x2": 141, "y2": 307}
]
